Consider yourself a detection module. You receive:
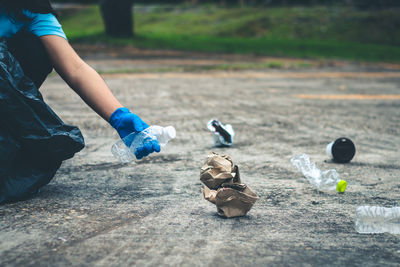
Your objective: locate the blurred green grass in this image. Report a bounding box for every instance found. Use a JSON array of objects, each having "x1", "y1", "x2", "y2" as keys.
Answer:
[{"x1": 60, "y1": 5, "x2": 400, "y2": 62}]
